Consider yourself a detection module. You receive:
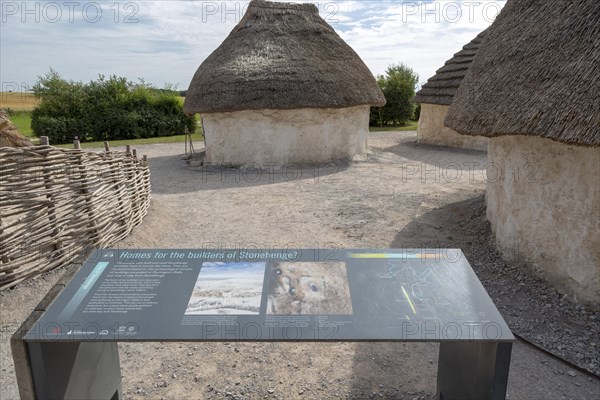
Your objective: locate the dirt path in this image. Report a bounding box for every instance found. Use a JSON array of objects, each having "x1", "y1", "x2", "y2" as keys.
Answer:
[{"x1": 1, "y1": 132, "x2": 598, "y2": 399}]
